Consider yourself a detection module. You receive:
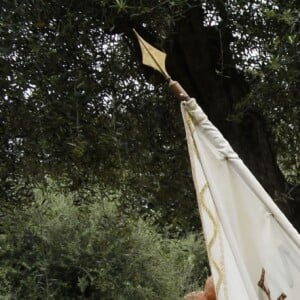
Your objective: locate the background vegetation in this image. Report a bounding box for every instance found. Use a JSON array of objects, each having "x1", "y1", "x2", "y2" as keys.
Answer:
[
  {"x1": 0, "y1": 186, "x2": 209, "y2": 299},
  {"x1": 0, "y1": 0, "x2": 299, "y2": 298}
]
